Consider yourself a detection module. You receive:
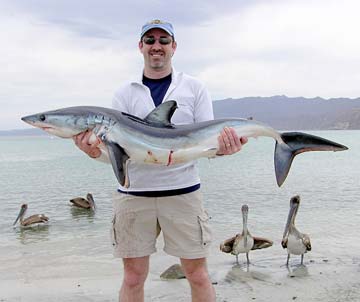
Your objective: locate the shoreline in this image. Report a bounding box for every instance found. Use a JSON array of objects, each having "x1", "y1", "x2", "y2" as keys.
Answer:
[{"x1": 1, "y1": 250, "x2": 359, "y2": 302}]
